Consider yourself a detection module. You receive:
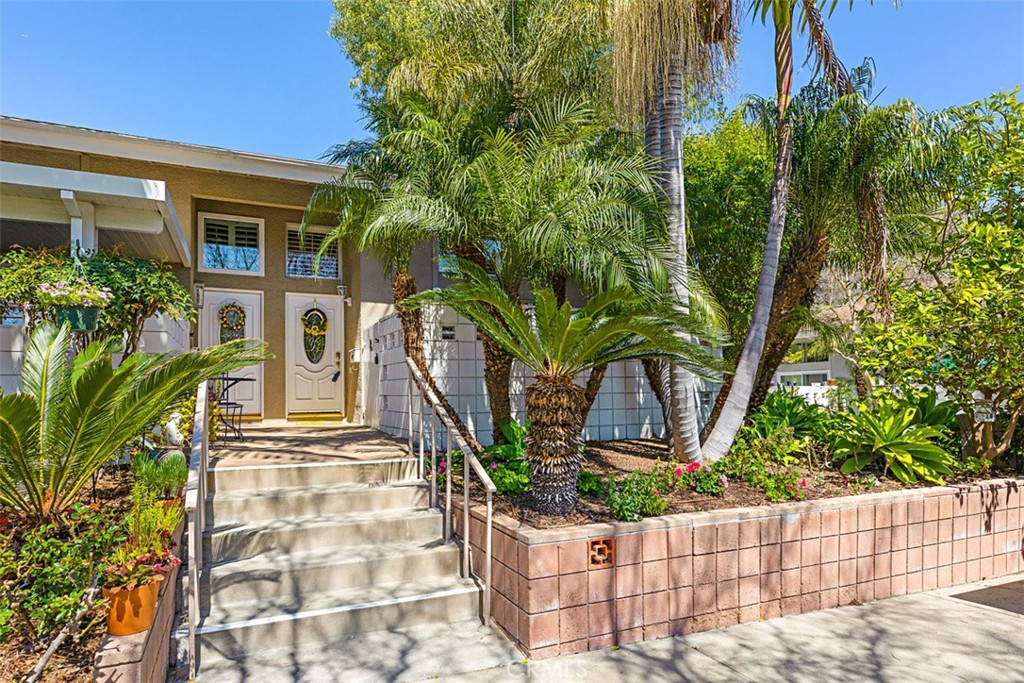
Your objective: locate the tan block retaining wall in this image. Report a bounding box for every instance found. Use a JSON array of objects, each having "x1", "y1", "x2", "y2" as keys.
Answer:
[
  {"x1": 93, "y1": 522, "x2": 183, "y2": 683},
  {"x1": 455, "y1": 479, "x2": 1023, "y2": 659}
]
